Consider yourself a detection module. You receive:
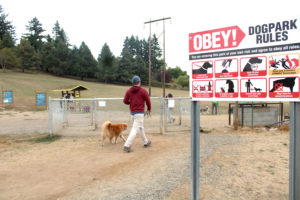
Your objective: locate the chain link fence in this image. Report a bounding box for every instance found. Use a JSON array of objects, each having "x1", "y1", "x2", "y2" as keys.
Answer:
[{"x1": 49, "y1": 97, "x2": 191, "y2": 137}]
